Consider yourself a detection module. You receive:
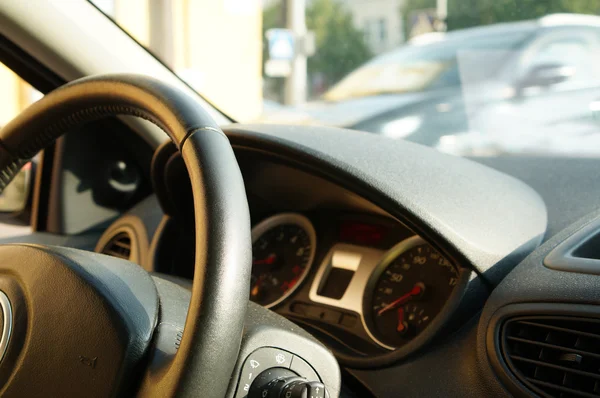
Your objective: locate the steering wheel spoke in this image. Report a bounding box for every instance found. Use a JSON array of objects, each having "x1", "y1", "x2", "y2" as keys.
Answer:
[{"x1": 0, "y1": 245, "x2": 157, "y2": 396}]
